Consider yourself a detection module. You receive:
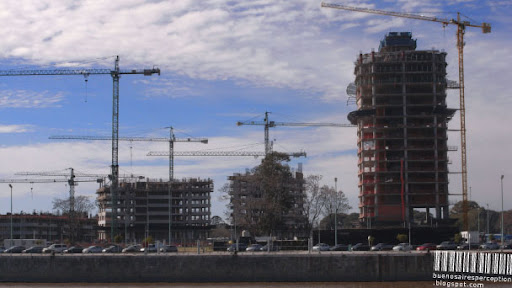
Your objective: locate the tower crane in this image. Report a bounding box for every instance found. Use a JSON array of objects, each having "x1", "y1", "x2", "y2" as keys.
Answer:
[
  {"x1": 237, "y1": 111, "x2": 355, "y2": 155},
  {"x1": 321, "y1": 2, "x2": 491, "y2": 231},
  {"x1": 50, "y1": 127, "x2": 208, "y2": 182},
  {"x1": 147, "y1": 150, "x2": 306, "y2": 158},
  {"x1": 0, "y1": 56, "x2": 160, "y2": 240}
]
